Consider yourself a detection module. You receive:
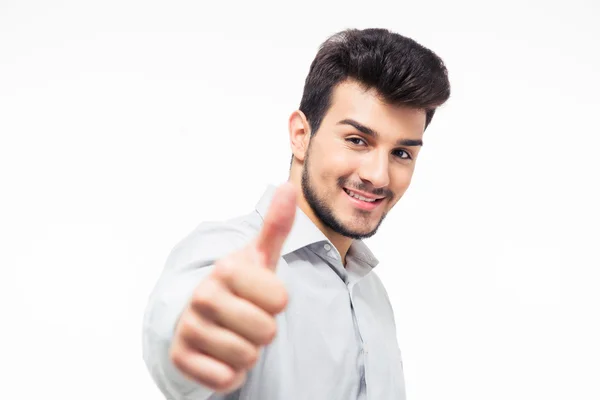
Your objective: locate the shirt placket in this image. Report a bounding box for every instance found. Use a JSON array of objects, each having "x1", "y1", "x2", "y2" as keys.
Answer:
[
  {"x1": 318, "y1": 243, "x2": 369, "y2": 399},
  {"x1": 348, "y1": 277, "x2": 369, "y2": 399}
]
